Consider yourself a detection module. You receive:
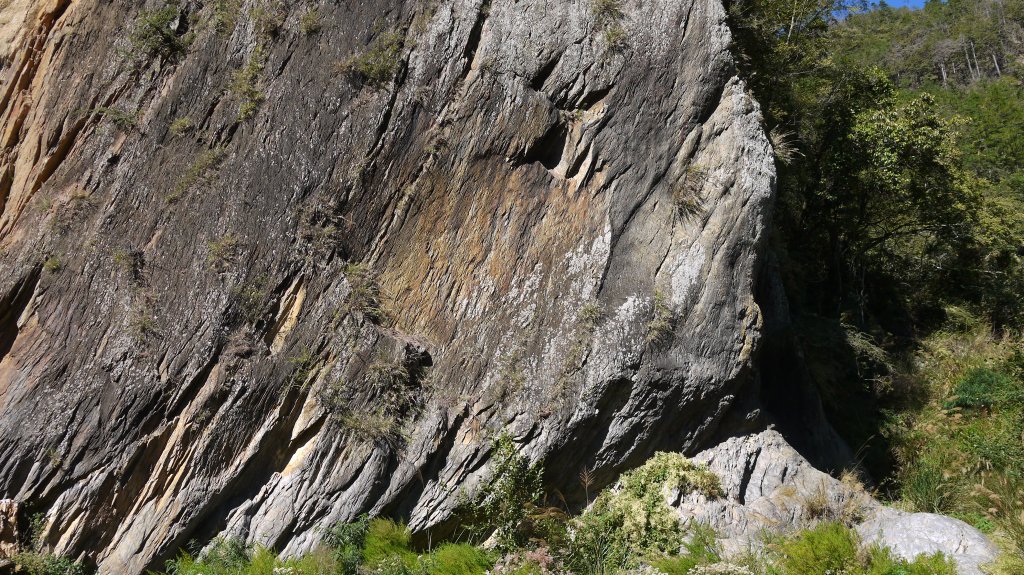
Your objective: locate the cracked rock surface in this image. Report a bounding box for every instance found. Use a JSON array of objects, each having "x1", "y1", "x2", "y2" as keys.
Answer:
[{"x1": 0, "y1": 0, "x2": 774, "y2": 572}]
